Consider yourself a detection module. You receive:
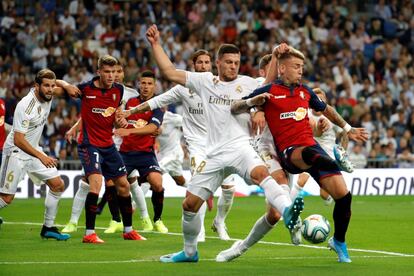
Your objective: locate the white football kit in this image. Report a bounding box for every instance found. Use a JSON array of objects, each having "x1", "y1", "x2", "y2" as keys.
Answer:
[
  {"x1": 183, "y1": 72, "x2": 265, "y2": 200},
  {"x1": 157, "y1": 111, "x2": 185, "y2": 177},
  {"x1": 148, "y1": 84, "x2": 206, "y2": 174},
  {"x1": 310, "y1": 112, "x2": 343, "y2": 159},
  {"x1": 0, "y1": 89, "x2": 59, "y2": 194},
  {"x1": 254, "y1": 77, "x2": 283, "y2": 174}
]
